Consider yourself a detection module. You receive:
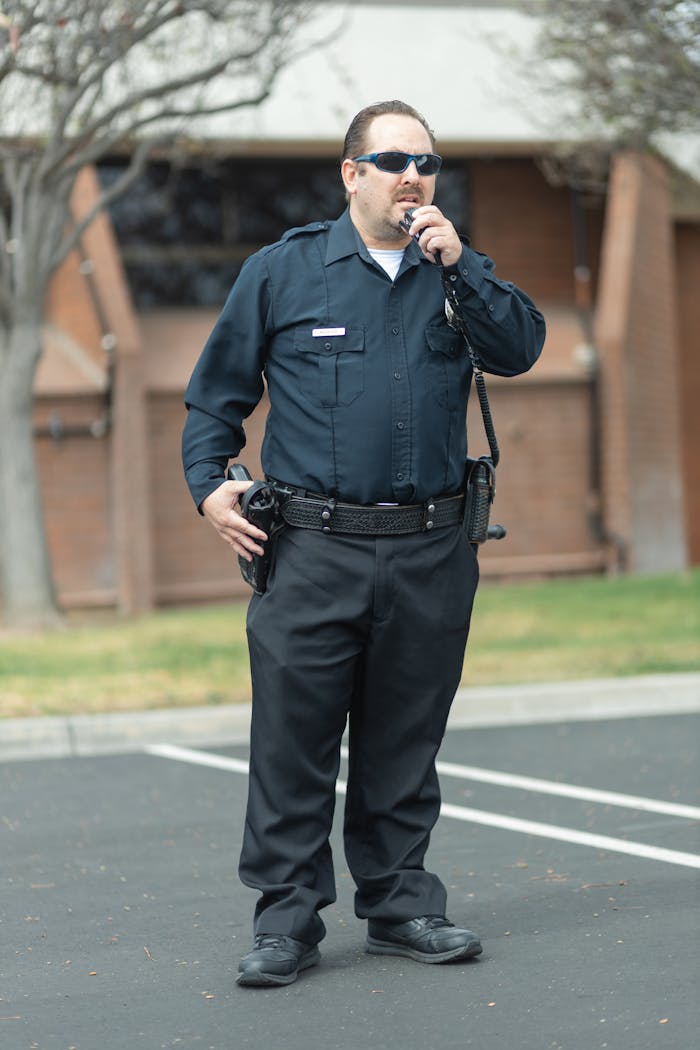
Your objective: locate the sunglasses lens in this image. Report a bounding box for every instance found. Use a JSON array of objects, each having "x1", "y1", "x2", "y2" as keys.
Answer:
[
  {"x1": 375, "y1": 152, "x2": 442, "y2": 175},
  {"x1": 419, "y1": 154, "x2": 442, "y2": 175},
  {"x1": 376, "y1": 152, "x2": 409, "y2": 172}
]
